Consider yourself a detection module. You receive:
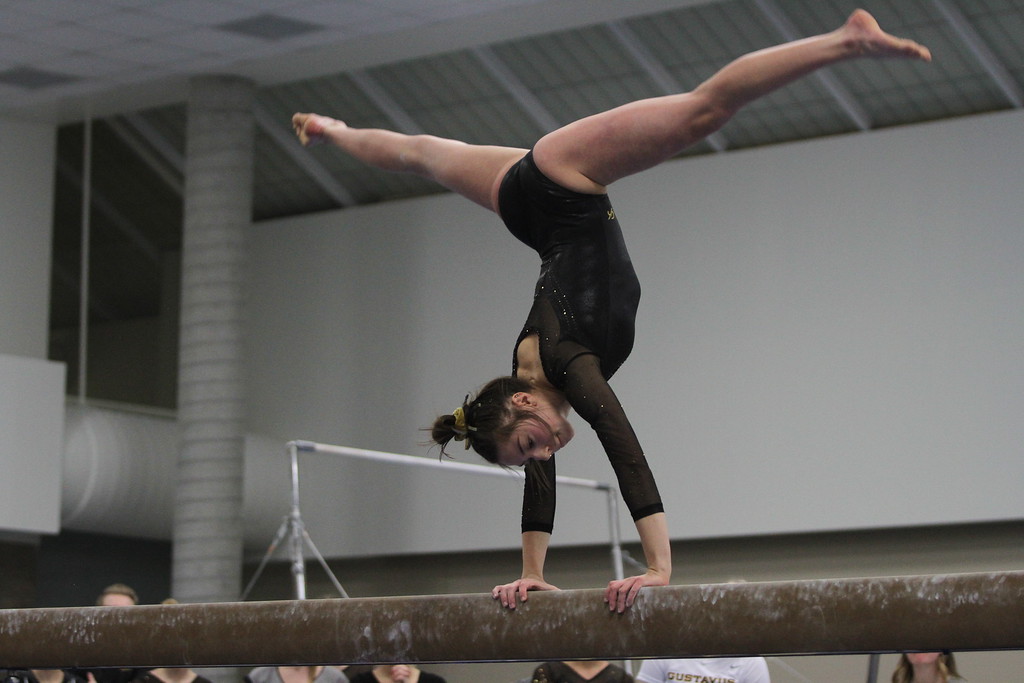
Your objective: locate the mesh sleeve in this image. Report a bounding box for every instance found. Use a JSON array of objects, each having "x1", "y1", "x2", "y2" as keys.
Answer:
[
  {"x1": 561, "y1": 353, "x2": 664, "y2": 521},
  {"x1": 521, "y1": 456, "x2": 556, "y2": 534}
]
